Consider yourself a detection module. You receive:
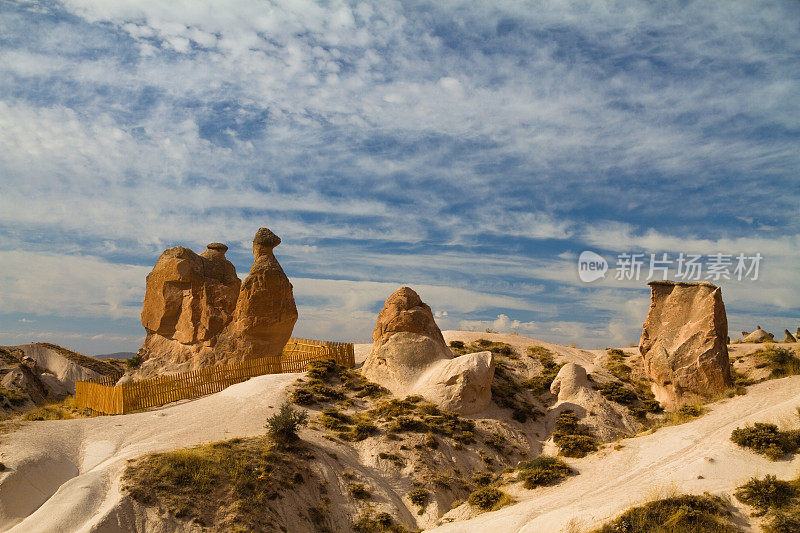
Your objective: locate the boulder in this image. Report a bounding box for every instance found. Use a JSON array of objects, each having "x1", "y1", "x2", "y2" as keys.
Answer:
[
  {"x1": 362, "y1": 287, "x2": 493, "y2": 414},
  {"x1": 410, "y1": 351, "x2": 494, "y2": 415},
  {"x1": 784, "y1": 329, "x2": 797, "y2": 343},
  {"x1": 214, "y1": 228, "x2": 298, "y2": 363},
  {"x1": 743, "y1": 326, "x2": 774, "y2": 343},
  {"x1": 639, "y1": 280, "x2": 731, "y2": 410}
]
